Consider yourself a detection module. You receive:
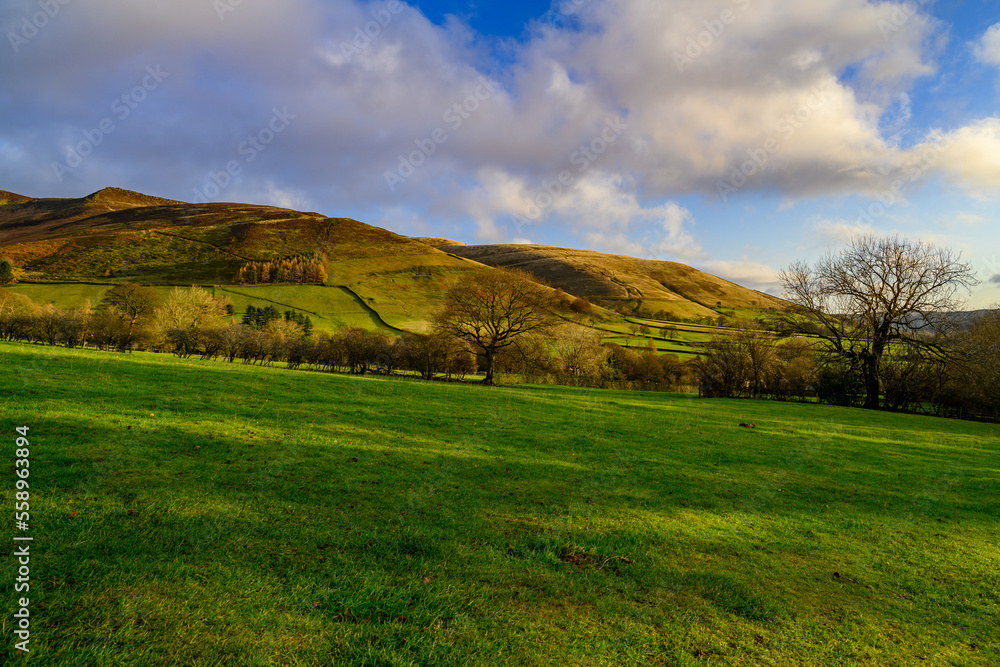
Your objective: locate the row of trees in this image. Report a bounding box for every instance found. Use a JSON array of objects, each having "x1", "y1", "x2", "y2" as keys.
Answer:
[
  {"x1": 694, "y1": 315, "x2": 1000, "y2": 420},
  {"x1": 3, "y1": 236, "x2": 996, "y2": 420},
  {"x1": 0, "y1": 284, "x2": 233, "y2": 352},
  {"x1": 0, "y1": 277, "x2": 694, "y2": 390},
  {"x1": 693, "y1": 323, "x2": 816, "y2": 401},
  {"x1": 163, "y1": 321, "x2": 691, "y2": 388}
]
